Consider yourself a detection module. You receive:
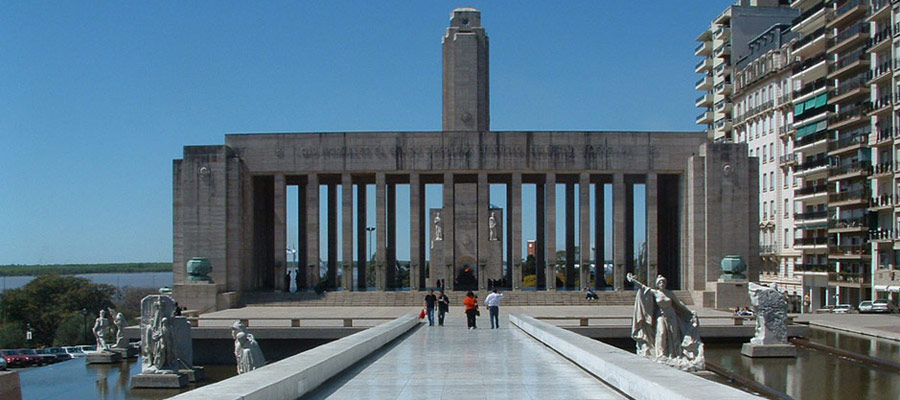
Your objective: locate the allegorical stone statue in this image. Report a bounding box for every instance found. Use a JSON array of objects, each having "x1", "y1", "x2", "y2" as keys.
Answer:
[
  {"x1": 113, "y1": 312, "x2": 128, "y2": 348},
  {"x1": 748, "y1": 282, "x2": 788, "y2": 345},
  {"x1": 434, "y1": 212, "x2": 443, "y2": 241},
  {"x1": 92, "y1": 309, "x2": 111, "y2": 349},
  {"x1": 628, "y1": 273, "x2": 704, "y2": 371},
  {"x1": 287, "y1": 267, "x2": 298, "y2": 293},
  {"x1": 488, "y1": 211, "x2": 497, "y2": 241},
  {"x1": 741, "y1": 282, "x2": 796, "y2": 357},
  {"x1": 141, "y1": 296, "x2": 179, "y2": 373},
  {"x1": 231, "y1": 321, "x2": 265, "y2": 374}
]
